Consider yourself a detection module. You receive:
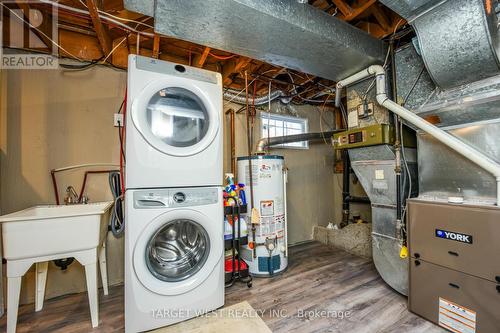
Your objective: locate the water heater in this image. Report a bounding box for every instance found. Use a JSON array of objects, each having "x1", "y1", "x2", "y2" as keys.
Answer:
[{"x1": 237, "y1": 155, "x2": 288, "y2": 277}]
